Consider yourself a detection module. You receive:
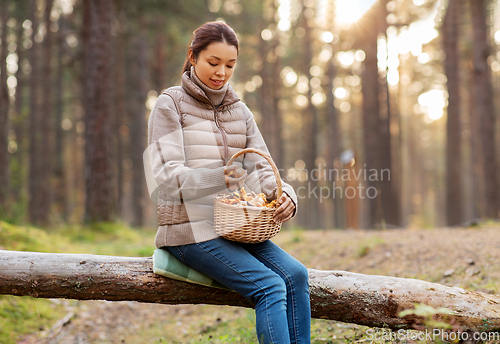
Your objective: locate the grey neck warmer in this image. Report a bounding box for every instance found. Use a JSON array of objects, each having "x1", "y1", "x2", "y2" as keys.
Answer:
[{"x1": 190, "y1": 66, "x2": 228, "y2": 107}]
